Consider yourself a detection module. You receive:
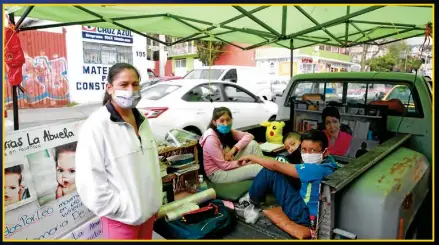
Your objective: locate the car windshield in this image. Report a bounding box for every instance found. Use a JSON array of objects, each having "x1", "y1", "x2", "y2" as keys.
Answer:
[
  {"x1": 184, "y1": 69, "x2": 224, "y2": 80},
  {"x1": 141, "y1": 84, "x2": 181, "y2": 100},
  {"x1": 387, "y1": 86, "x2": 413, "y2": 104}
]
